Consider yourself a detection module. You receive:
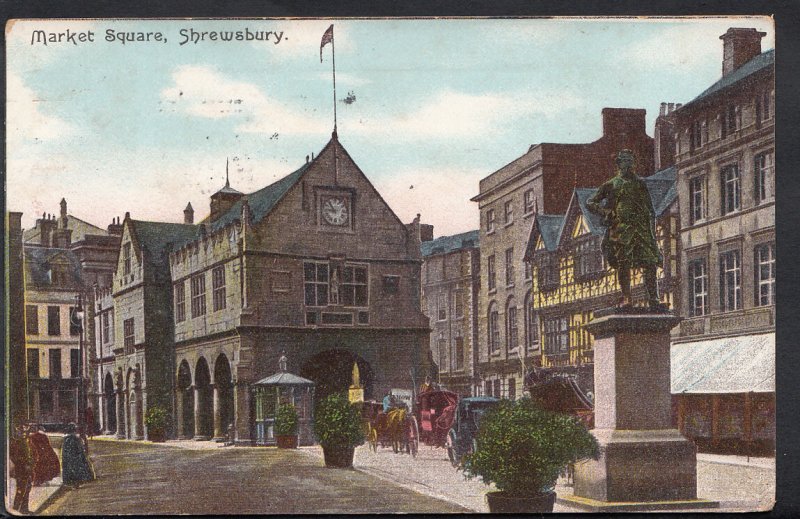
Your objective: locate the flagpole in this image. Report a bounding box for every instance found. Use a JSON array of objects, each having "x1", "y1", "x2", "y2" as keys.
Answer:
[{"x1": 332, "y1": 30, "x2": 338, "y2": 134}]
